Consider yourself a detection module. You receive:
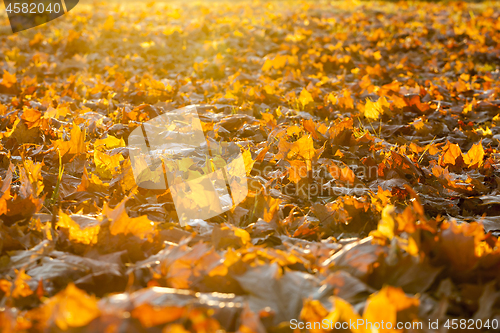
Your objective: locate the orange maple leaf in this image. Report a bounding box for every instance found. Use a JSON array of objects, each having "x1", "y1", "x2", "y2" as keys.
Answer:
[{"x1": 464, "y1": 141, "x2": 484, "y2": 168}]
